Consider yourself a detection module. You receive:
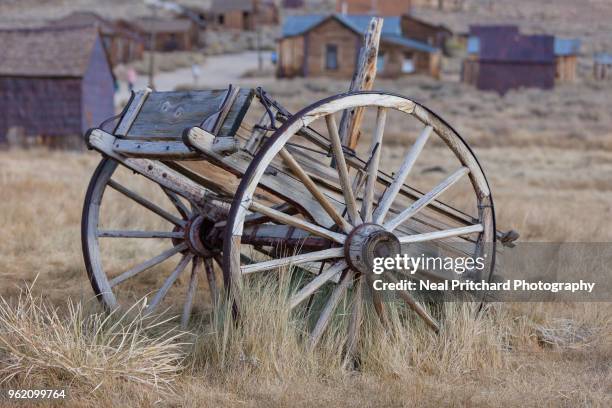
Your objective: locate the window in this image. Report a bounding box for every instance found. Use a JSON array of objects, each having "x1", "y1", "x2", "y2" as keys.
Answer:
[
  {"x1": 325, "y1": 44, "x2": 338, "y2": 70},
  {"x1": 402, "y1": 53, "x2": 416, "y2": 74},
  {"x1": 377, "y1": 53, "x2": 385, "y2": 73}
]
